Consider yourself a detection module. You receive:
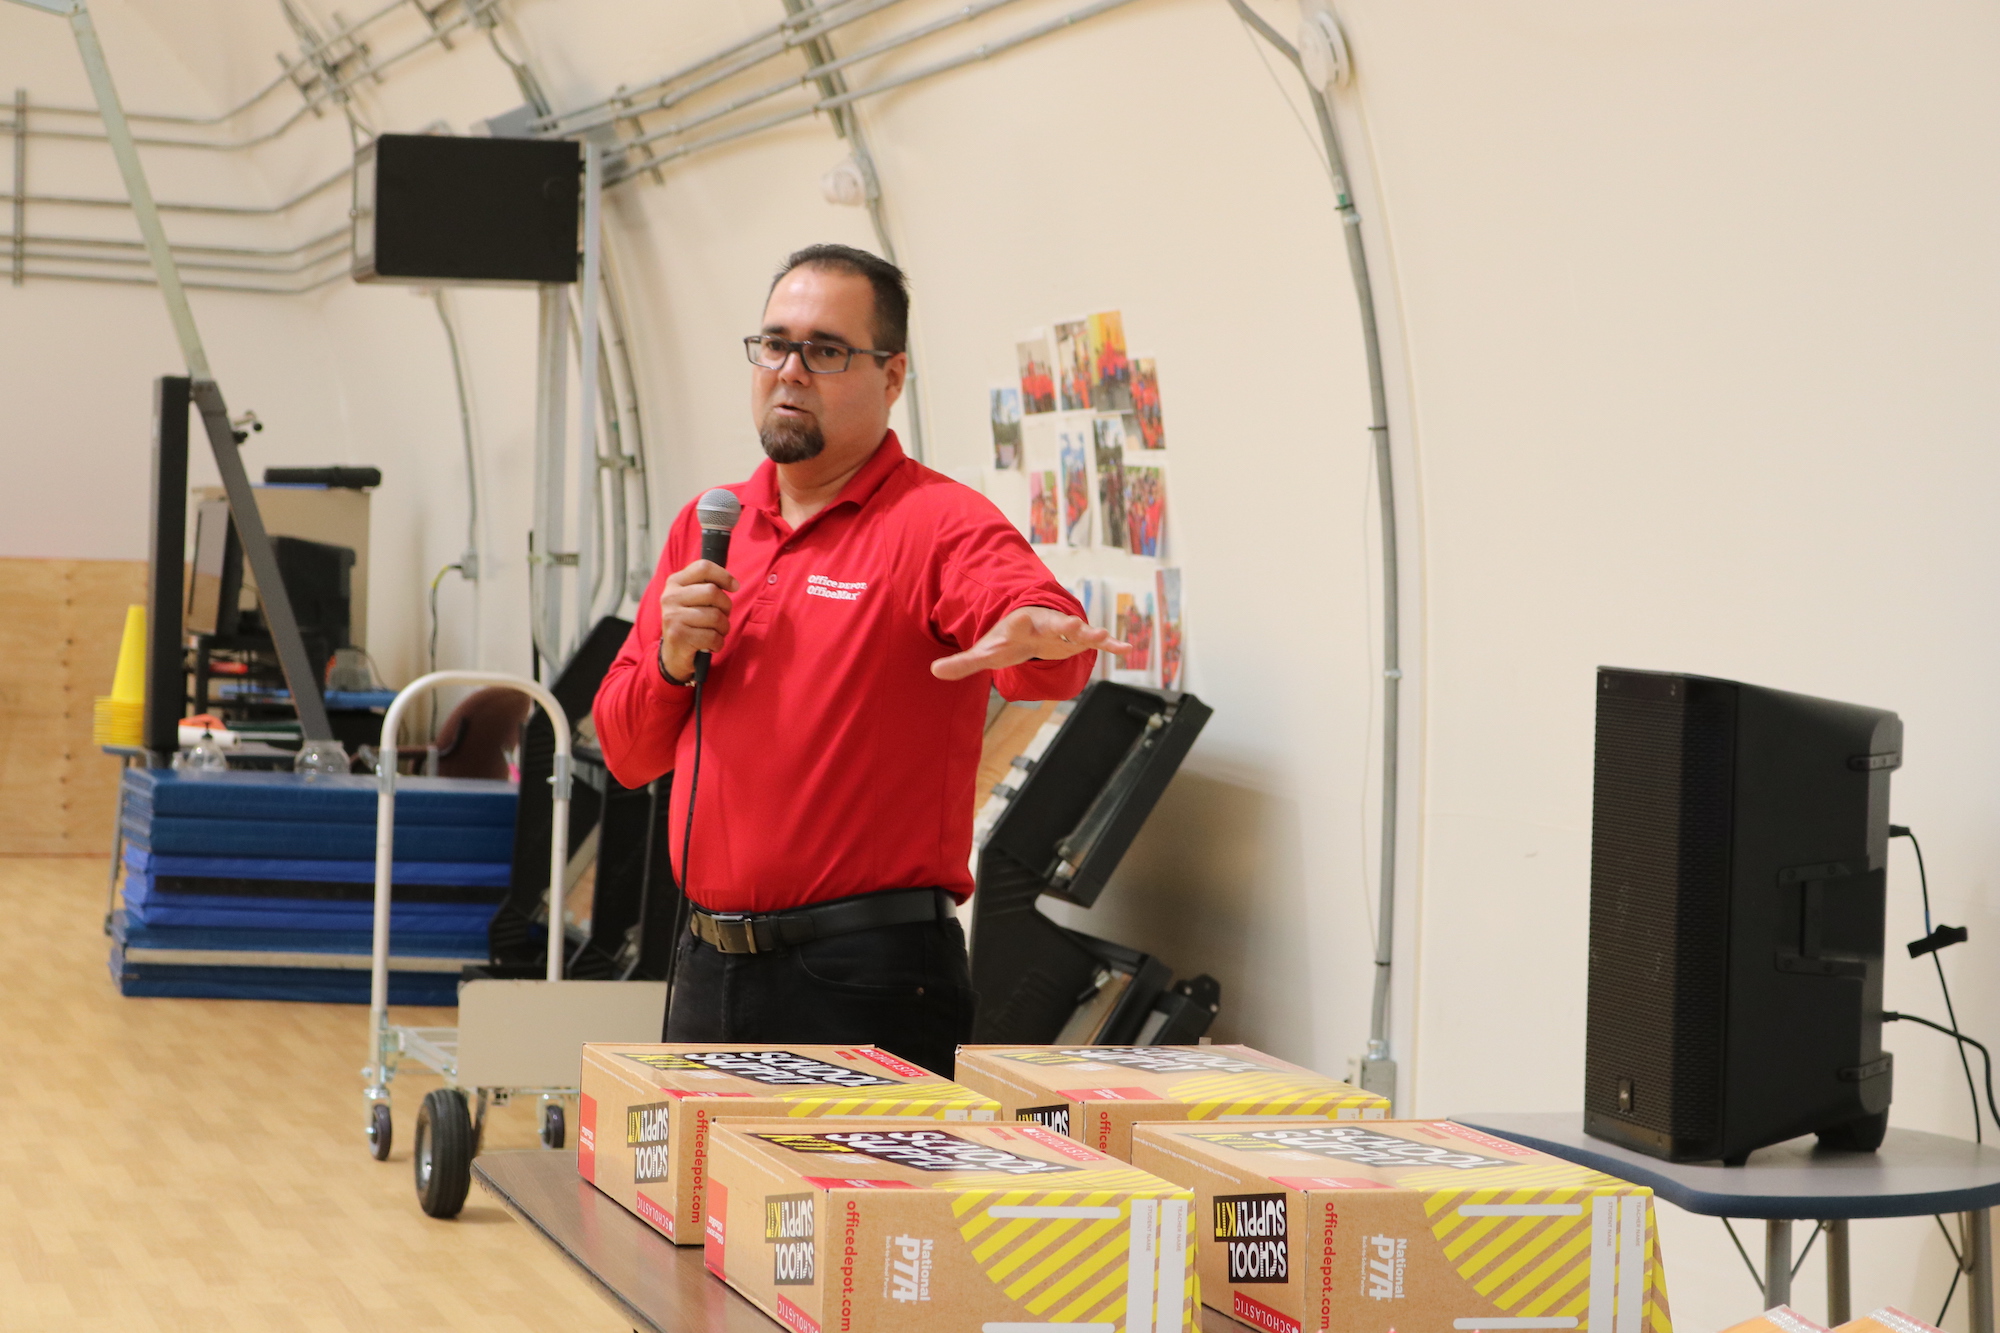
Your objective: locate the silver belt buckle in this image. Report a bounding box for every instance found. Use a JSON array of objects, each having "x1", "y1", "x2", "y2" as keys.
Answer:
[{"x1": 709, "y1": 911, "x2": 757, "y2": 954}]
